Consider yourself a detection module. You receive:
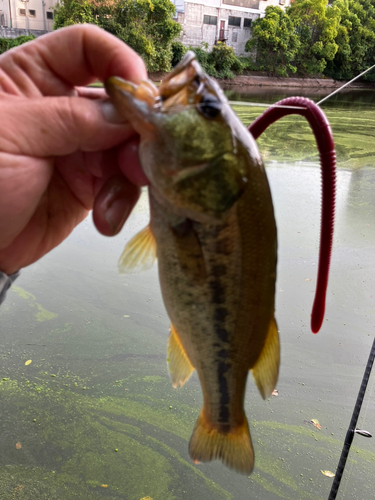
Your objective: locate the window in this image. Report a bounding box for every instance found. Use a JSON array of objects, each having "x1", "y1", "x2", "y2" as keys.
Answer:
[
  {"x1": 243, "y1": 18, "x2": 252, "y2": 28},
  {"x1": 46, "y1": 11, "x2": 53, "y2": 19},
  {"x1": 28, "y1": 9, "x2": 36, "y2": 16},
  {"x1": 223, "y1": 0, "x2": 259, "y2": 8},
  {"x1": 19, "y1": 8, "x2": 26, "y2": 15},
  {"x1": 203, "y1": 15, "x2": 217, "y2": 25},
  {"x1": 228, "y1": 16, "x2": 241, "y2": 27}
]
